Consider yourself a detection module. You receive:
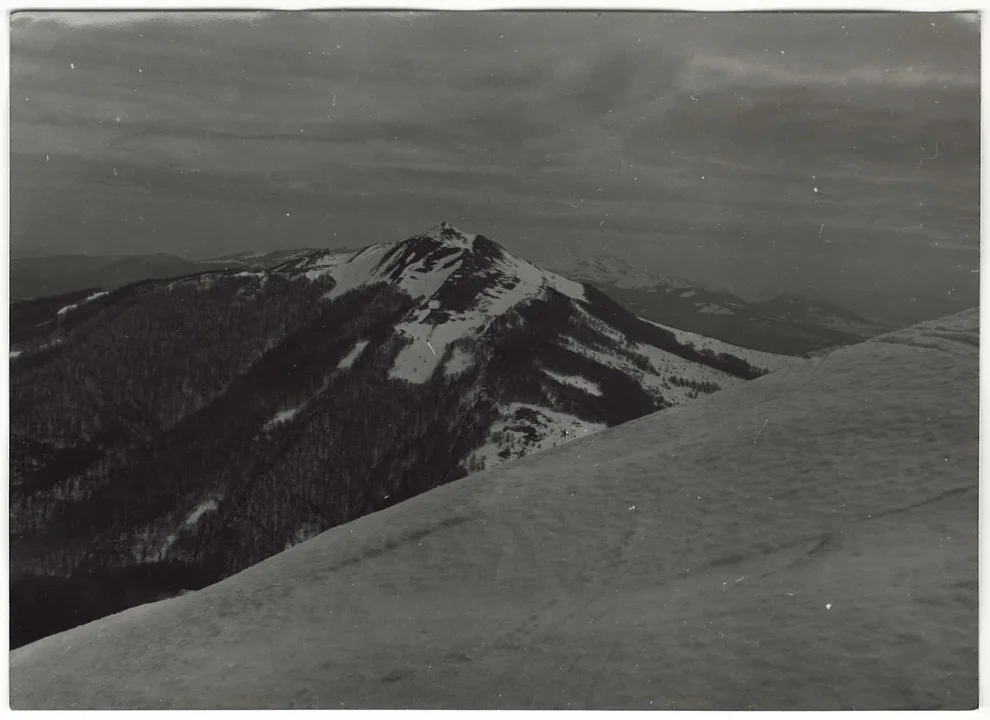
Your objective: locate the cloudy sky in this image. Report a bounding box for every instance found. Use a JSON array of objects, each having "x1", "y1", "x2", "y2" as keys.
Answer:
[{"x1": 10, "y1": 10, "x2": 981, "y2": 320}]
